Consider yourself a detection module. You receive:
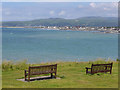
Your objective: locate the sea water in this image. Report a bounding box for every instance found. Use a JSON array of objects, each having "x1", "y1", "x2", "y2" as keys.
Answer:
[{"x1": 2, "y1": 28, "x2": 118, "y2": 63}]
